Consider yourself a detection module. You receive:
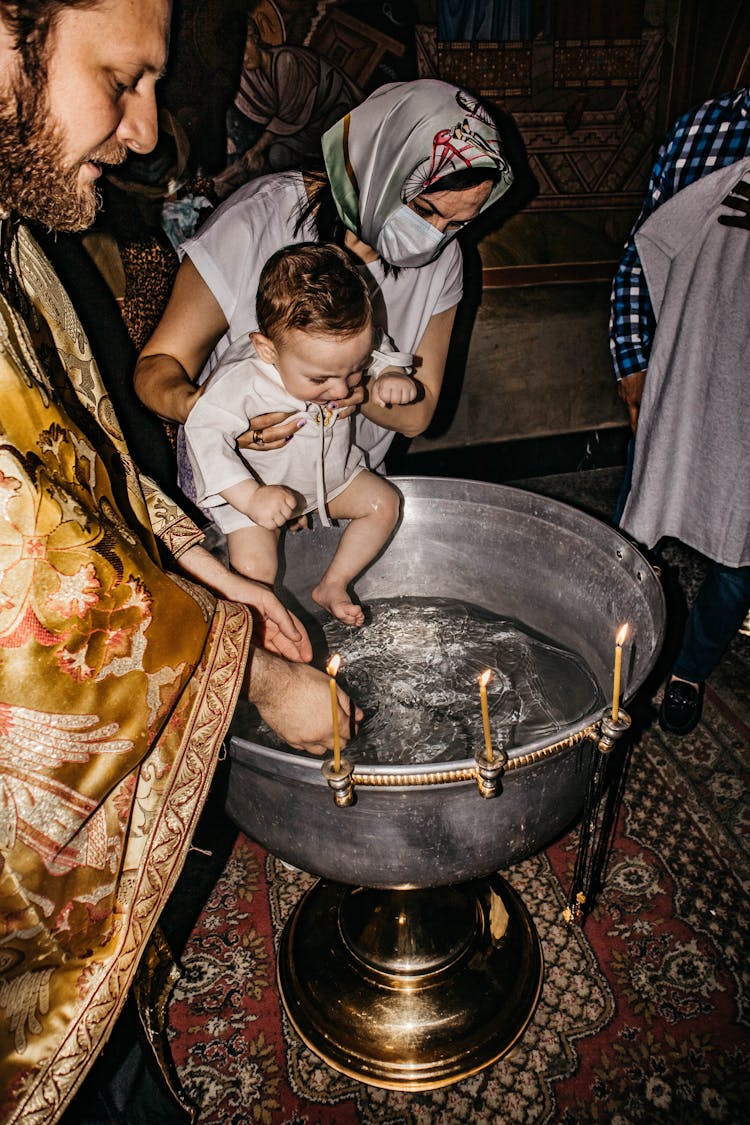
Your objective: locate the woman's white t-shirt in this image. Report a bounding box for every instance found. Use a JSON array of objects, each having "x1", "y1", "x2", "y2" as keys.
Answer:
[{"x1": 180, "y1": 171, "x2": 463, "y2": 470}]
